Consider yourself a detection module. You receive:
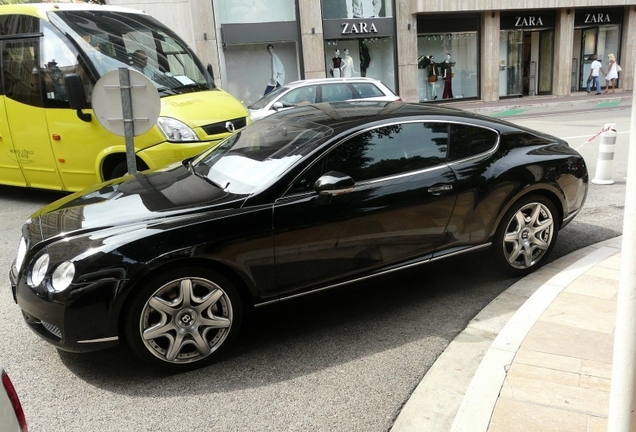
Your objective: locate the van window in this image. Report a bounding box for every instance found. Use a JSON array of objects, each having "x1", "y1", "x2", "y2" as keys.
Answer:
[
  {"x1": 47, "y1": 10, "x2": 215, "y2": 96},
  {"x1": 40, "y1": 21, "x2": 92, "y2": 108},
  {"x1": 2, "y1": 40, "x2": 42, "y2": 107}
]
